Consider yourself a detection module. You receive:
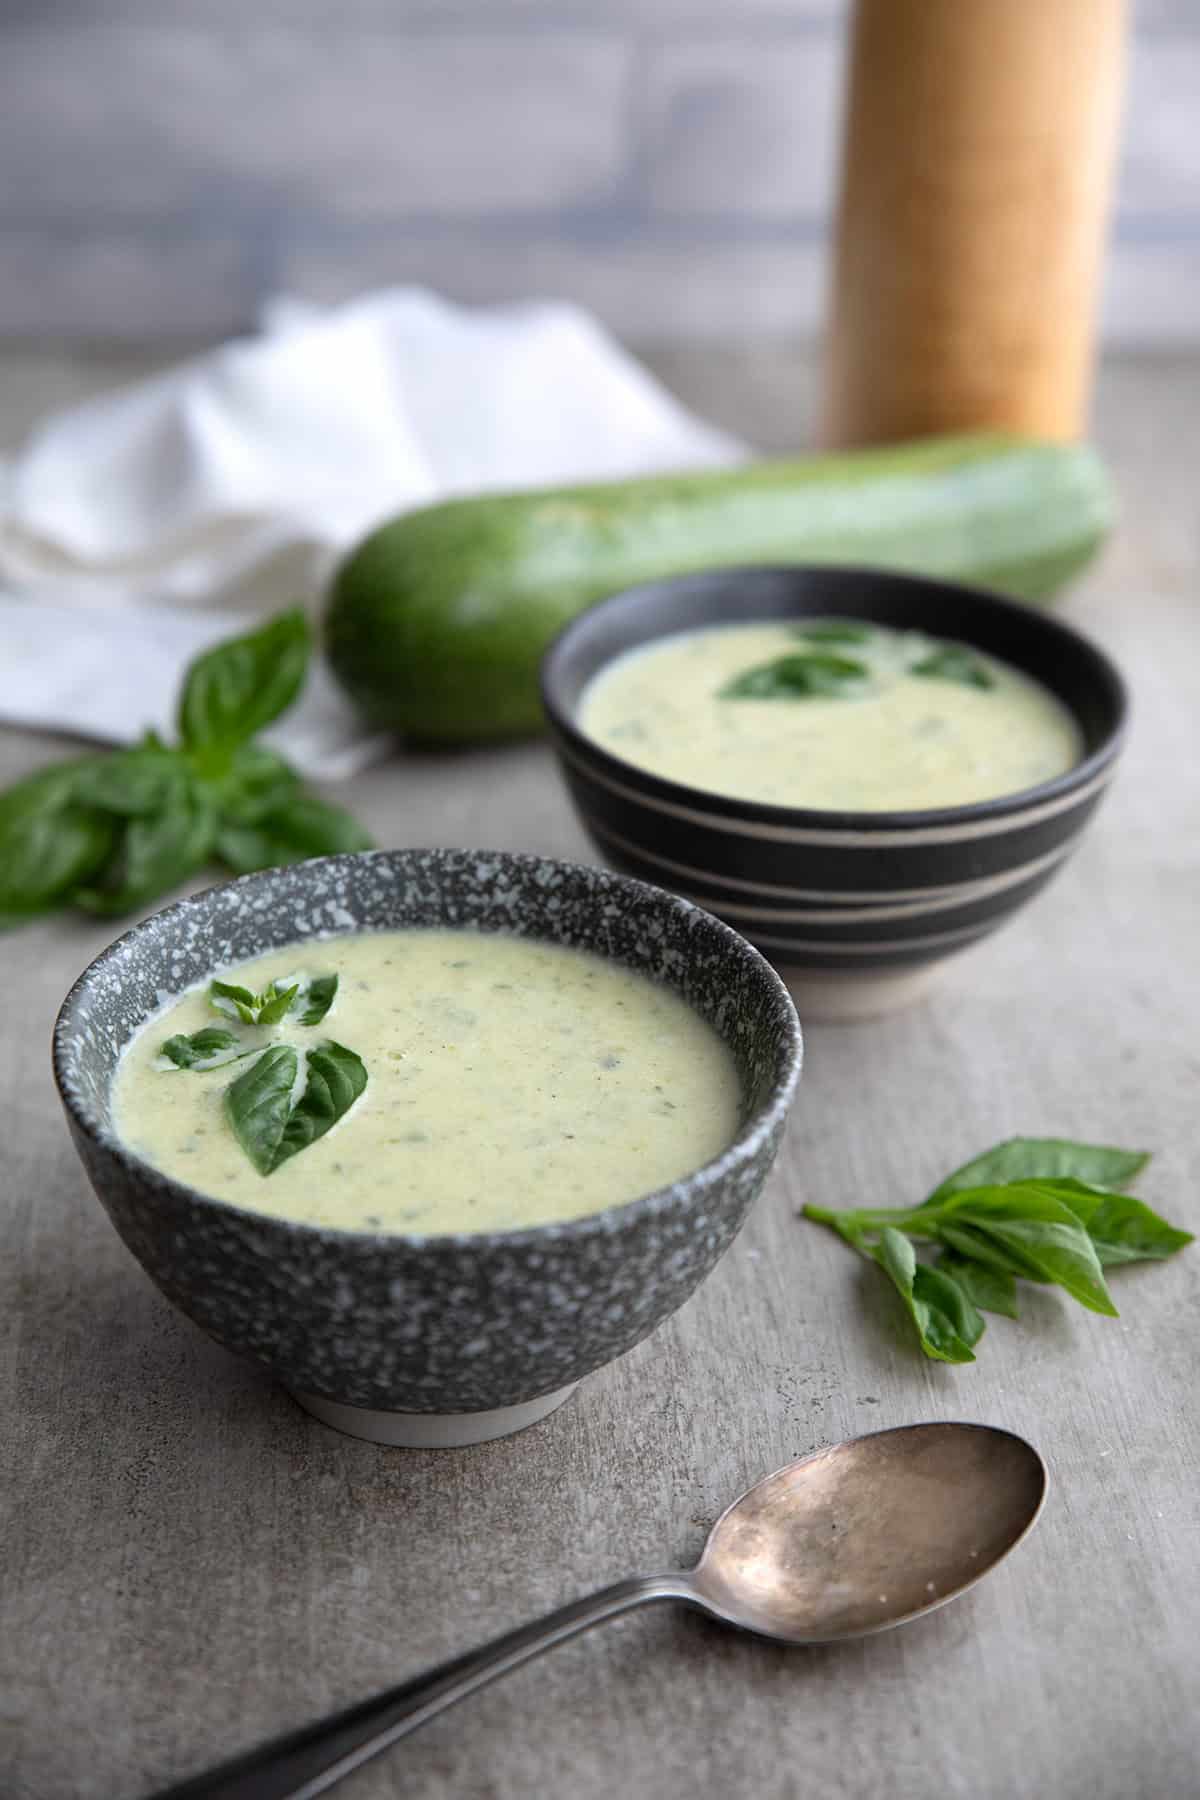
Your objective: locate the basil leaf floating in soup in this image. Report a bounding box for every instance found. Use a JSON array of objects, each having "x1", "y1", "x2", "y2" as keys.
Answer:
[
  {"x1": 224, "y1": 1039, "x2": 368, "y2": 1176},
  {"x1": 909, "y1": 644, "x2": 995, "y2": 689},
  {"x1": 209, "y1": 979, "x2": 261, "y2": 1024},
  {"x1": 273, "y1": 1041, "x2": 368, "y2": 1171},
  {"x1": 254, "y1": 979, "x2": 301, "y2": 1025},
  {"x1": 579, "y1": 620, "x2": 1083, "y2": 810},
  {"x1": 224, "y1": 1045, "x2": 300, "y2": 1175},
  {"x1": 792, "y1": 619, "x2": 873, "y2": 645},
  {"x1": 159, "y1": 1027, "x2": 247, "y2": 1071},
  {"x1": 295, "y1": 972, "x2": 338, "y2": 1027},
  {"x1": 719, "y1": 651, "x2": 868, "y2": 701},
  {"x1": 208, "y1": 971, "x2": 336, "y2": 1027}
]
